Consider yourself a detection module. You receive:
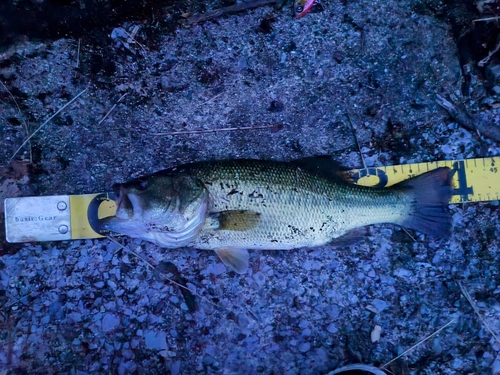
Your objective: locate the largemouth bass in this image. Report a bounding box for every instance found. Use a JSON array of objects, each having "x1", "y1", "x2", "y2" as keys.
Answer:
[{"x1": 99, "y1": 158, "x2": 453, "y2": 273}]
